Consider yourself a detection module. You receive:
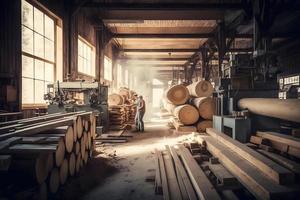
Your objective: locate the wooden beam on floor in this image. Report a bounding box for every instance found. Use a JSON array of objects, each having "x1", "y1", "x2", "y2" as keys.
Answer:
[
  {"x1": 197, "y1": 136, "x2": 297, "y2": 200},
  {"x1": 168, "y1": 146, "x2": 197, "y2": 200},
  {"x1": 257, "y1": 131, "x2": 300, "y2": 149},
  {"x1": 157, "y1": 149, "x2": 170, "y2": 200},
  {"x1": 163, "y1": 148, "x2": 183, "y2": 200},
  {"x1": 257, "y1": 149, "x2": 300, "y2": 176},
  {"x1": 206, "y1": 128, "x2": 295, "y2": 185},
  {"x1": 178, "y1": 144, "x2": 221, "y2": 200}
]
